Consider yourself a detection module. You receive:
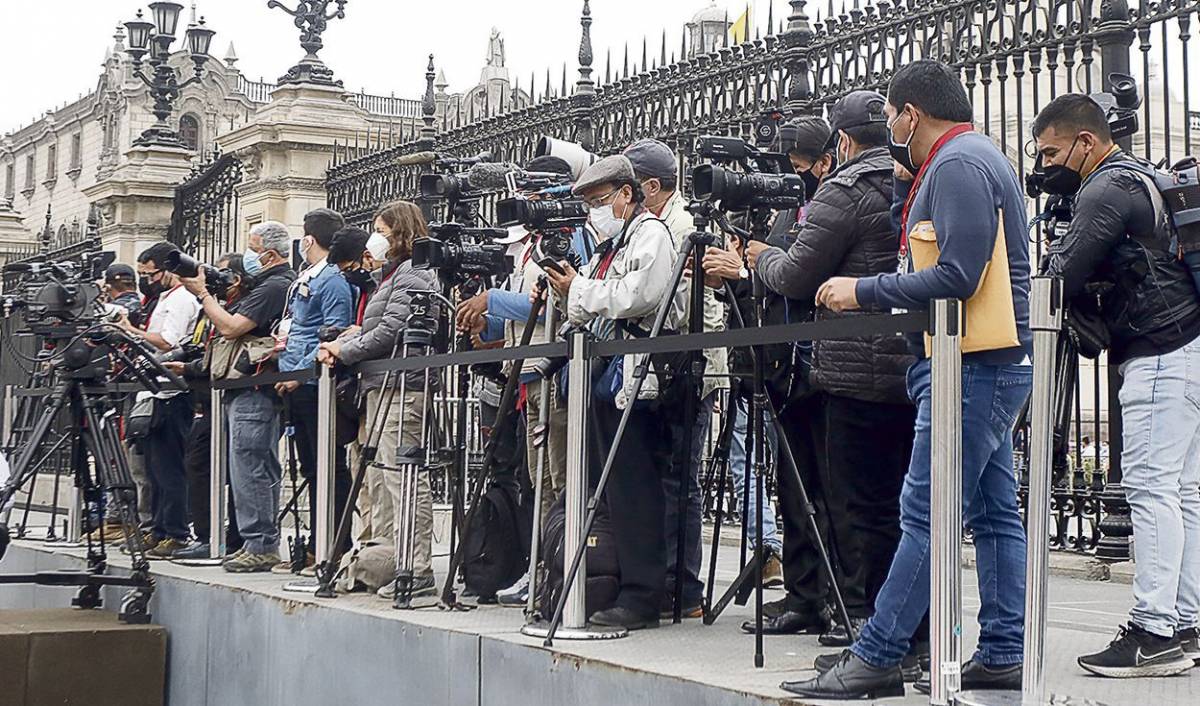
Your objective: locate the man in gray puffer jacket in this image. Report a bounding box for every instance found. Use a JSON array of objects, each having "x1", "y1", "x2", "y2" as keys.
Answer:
[
  {"x1": 746, "y1": 91, "x2": 916, "y2": 642},
  {"x1": 318, "y1": 224, "x2": 441, "y2": 599}
]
